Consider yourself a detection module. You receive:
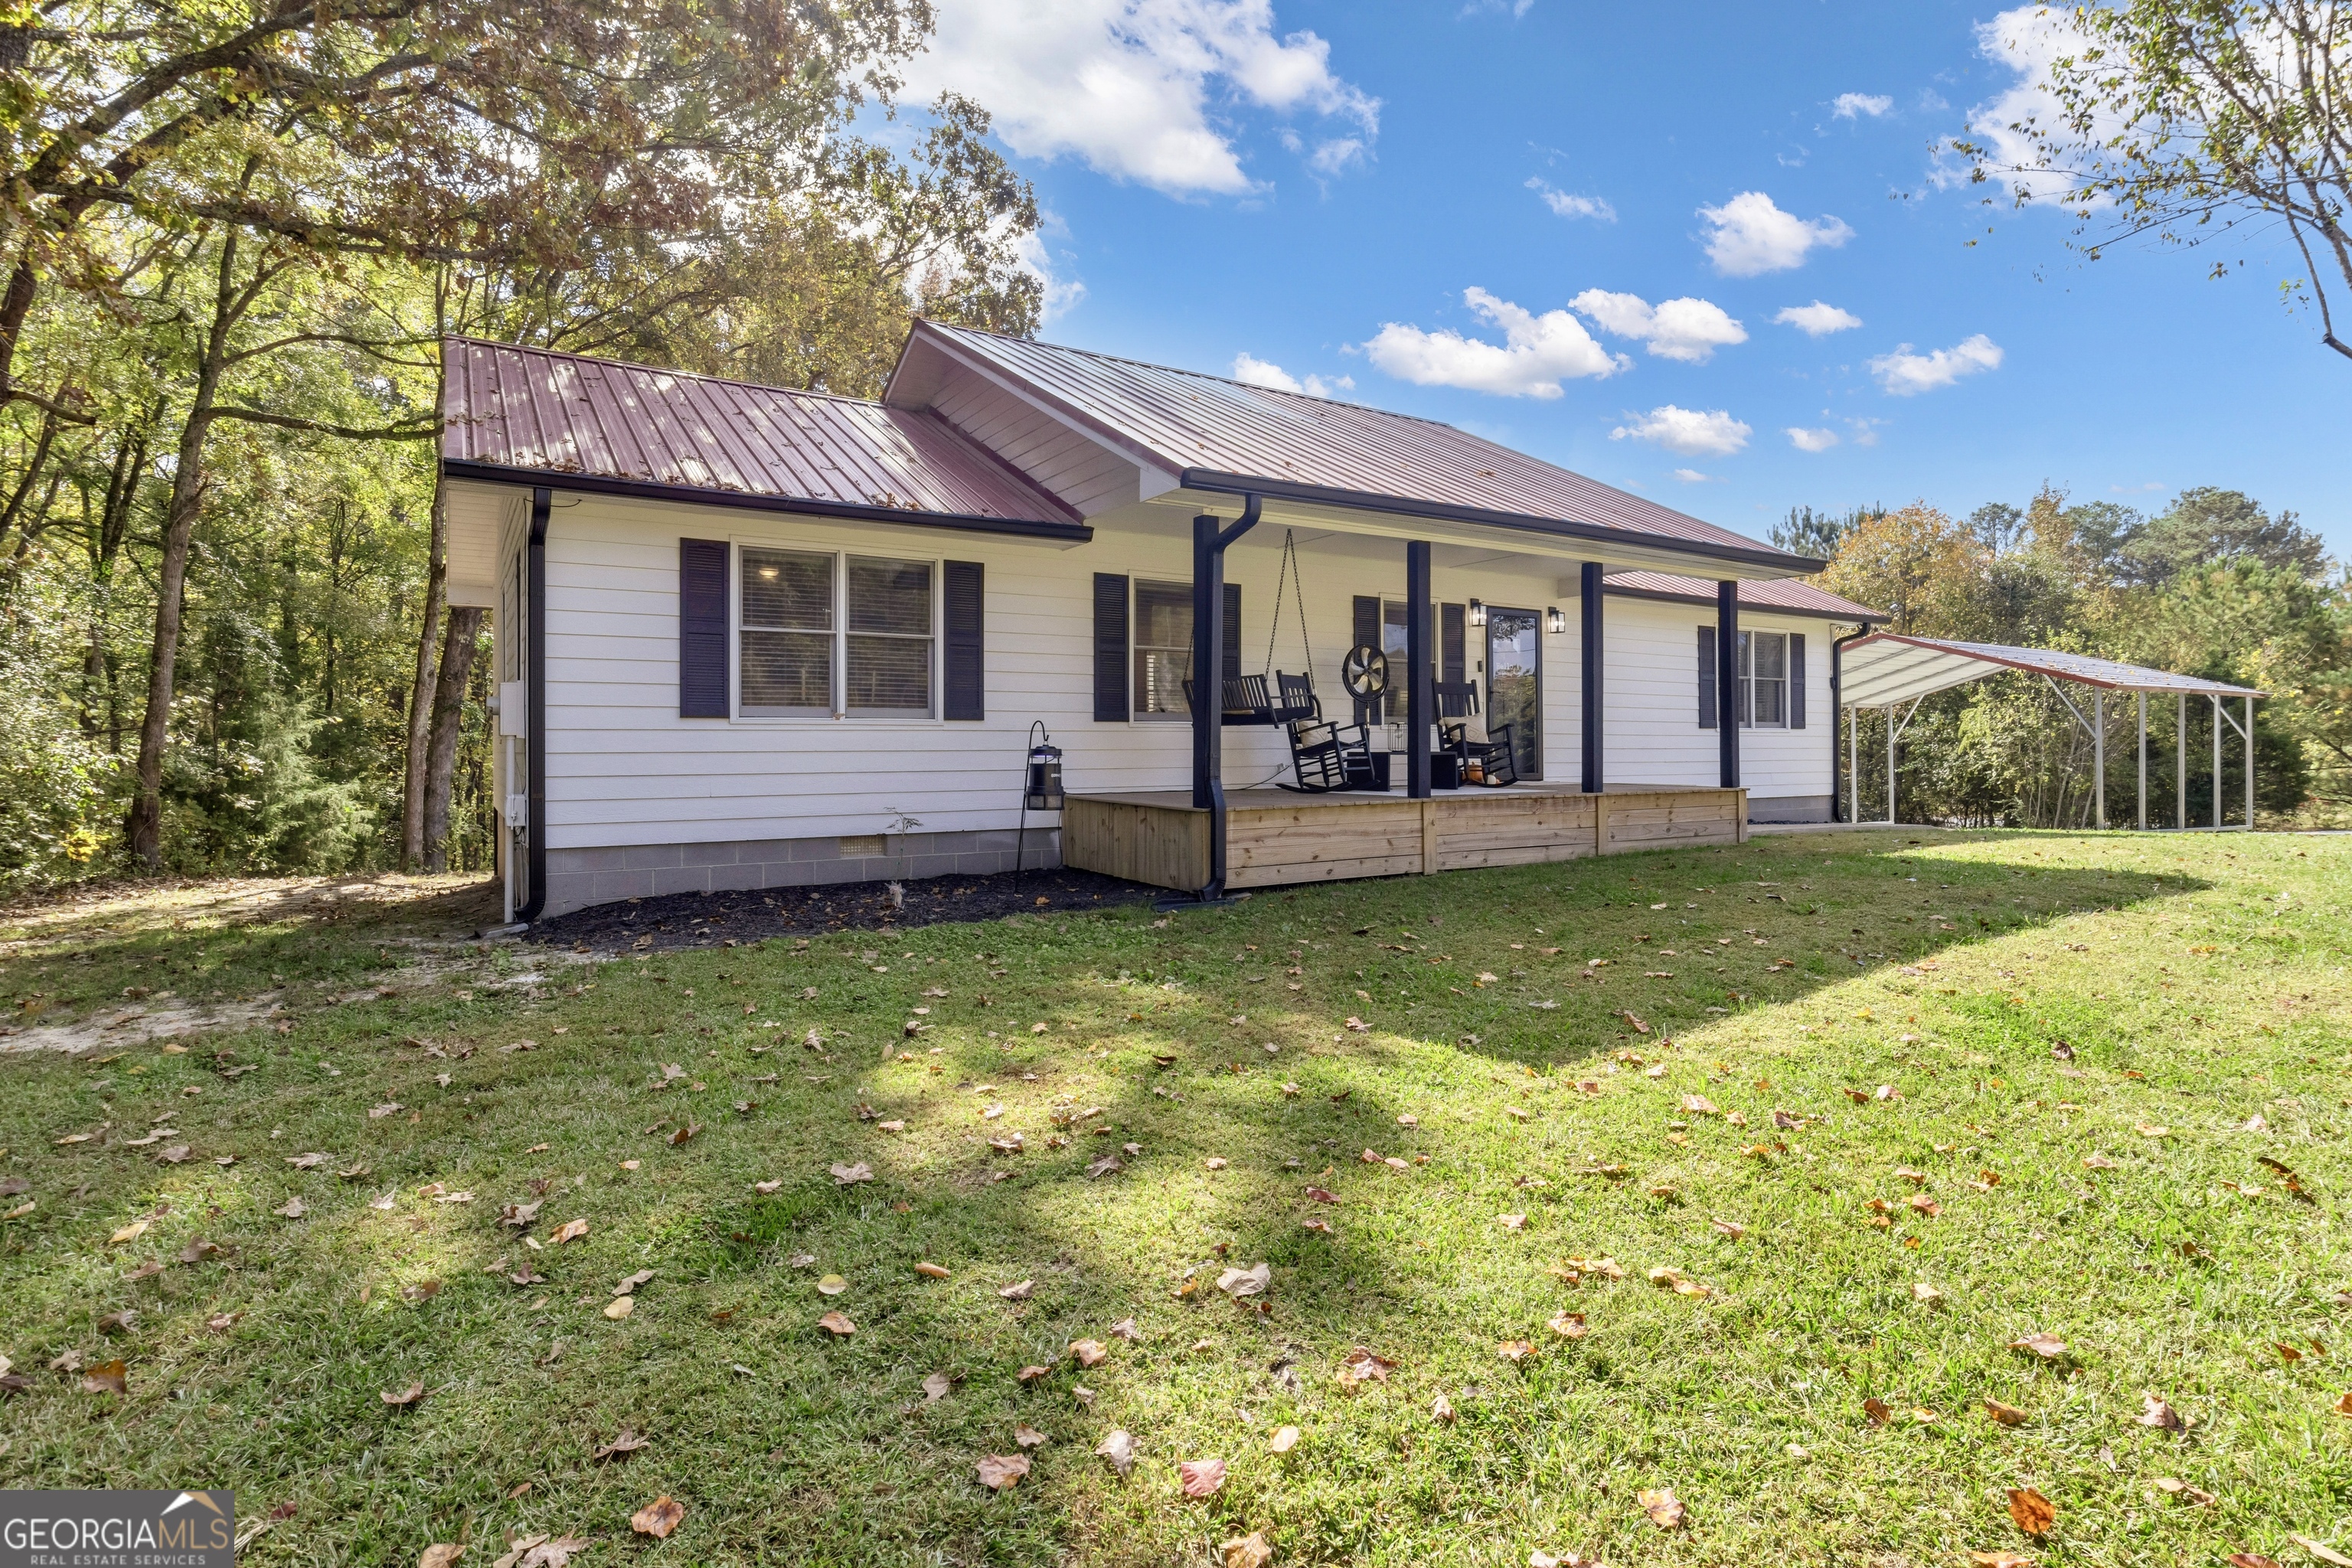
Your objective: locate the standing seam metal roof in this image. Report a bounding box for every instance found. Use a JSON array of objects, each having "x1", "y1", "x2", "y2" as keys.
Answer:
[
  {"x1": 904, "y1": 321, "x2": 1814, "y2": 567},
  {"x1": 441, "y1": 338, "x2": 1081, "y2": 525},
  {"x1": 1839, "y1": 633, "x2": 2265, "y2": 708}
]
